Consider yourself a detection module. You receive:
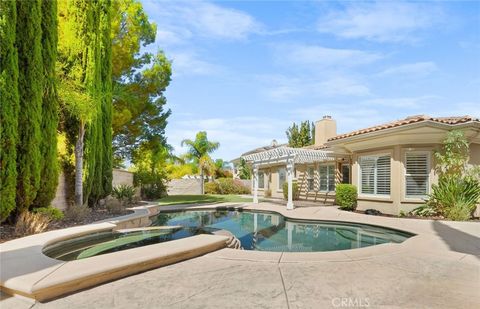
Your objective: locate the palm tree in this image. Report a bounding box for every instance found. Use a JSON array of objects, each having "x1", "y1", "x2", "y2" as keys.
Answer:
[{"x1": 181, "y1": 131, "x2": 219, "y2": 194}]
